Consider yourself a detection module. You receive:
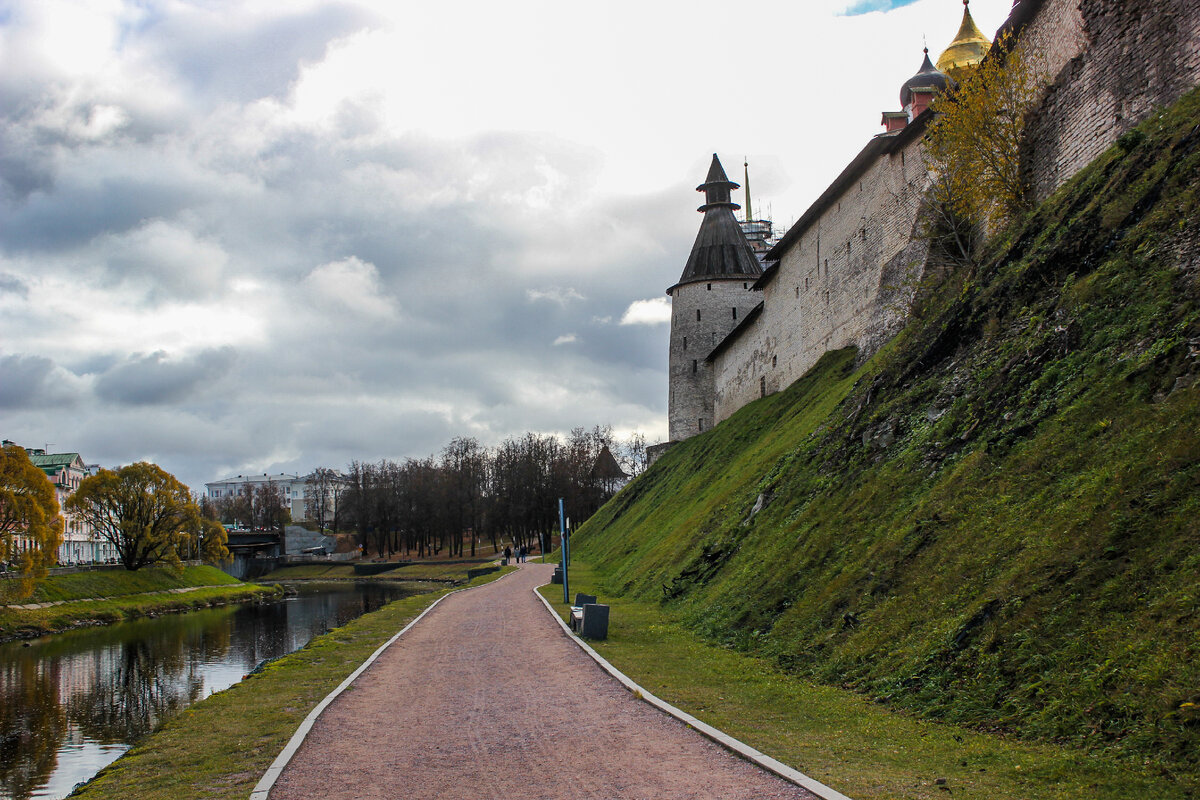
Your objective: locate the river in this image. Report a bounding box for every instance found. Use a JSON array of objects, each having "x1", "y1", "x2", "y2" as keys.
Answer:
[{"x1": 0, "y1": 581, "x2": 428, "y2": 800}]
